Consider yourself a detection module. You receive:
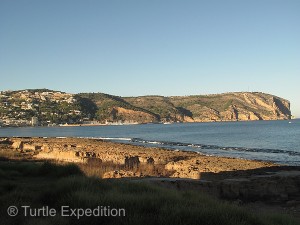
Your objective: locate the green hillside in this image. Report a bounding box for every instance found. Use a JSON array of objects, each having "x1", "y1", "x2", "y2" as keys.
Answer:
[{"x1": 0, "y1": 90, "x2": 291, "y2": 126}]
